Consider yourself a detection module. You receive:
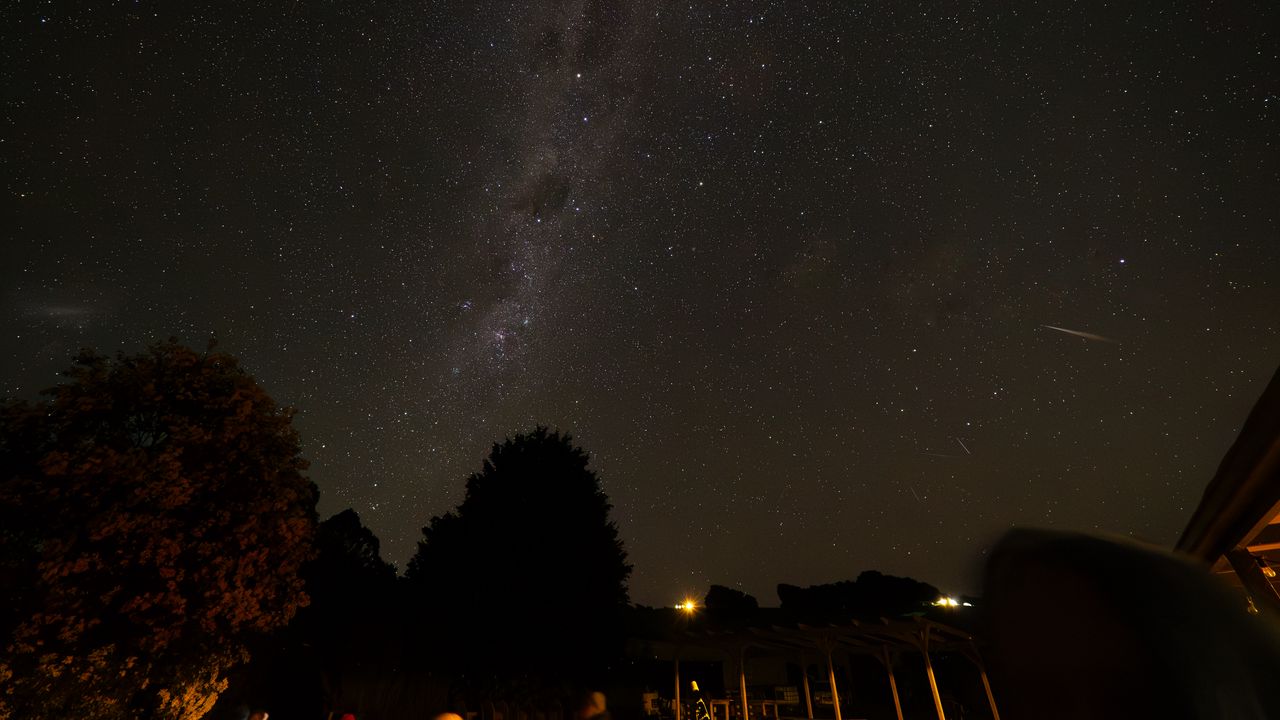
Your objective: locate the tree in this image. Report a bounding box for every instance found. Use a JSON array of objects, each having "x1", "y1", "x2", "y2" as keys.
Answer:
[
  {"x1": 307, "y1": 509, "x2": 398, "y2": 601},
  {"x1": 213, "y1": 509, "x2": 399, "y2": 720},
  {"x1": 776, "y1": 570, "x2": 940, "y2": 618},
  {"x1": 704, "y1": 585, "x2": 759, "y2": 611},
  {"x1": 0, "y1": 340, "x2": 318, "y2": 720},
  {"x1": 300, "y1": 508, "x2": 400, "y2": 675},
  {"x1": 406, "y1": 427, "x2": 631, "y2": 679}
]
